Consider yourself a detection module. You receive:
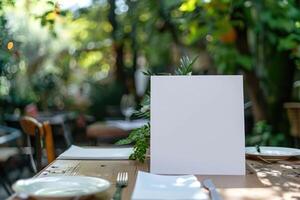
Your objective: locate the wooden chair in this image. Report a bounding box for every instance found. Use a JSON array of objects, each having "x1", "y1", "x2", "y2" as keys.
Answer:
[{"x1": 20, "y1": 116, "x2": 56, "y2": 172}]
